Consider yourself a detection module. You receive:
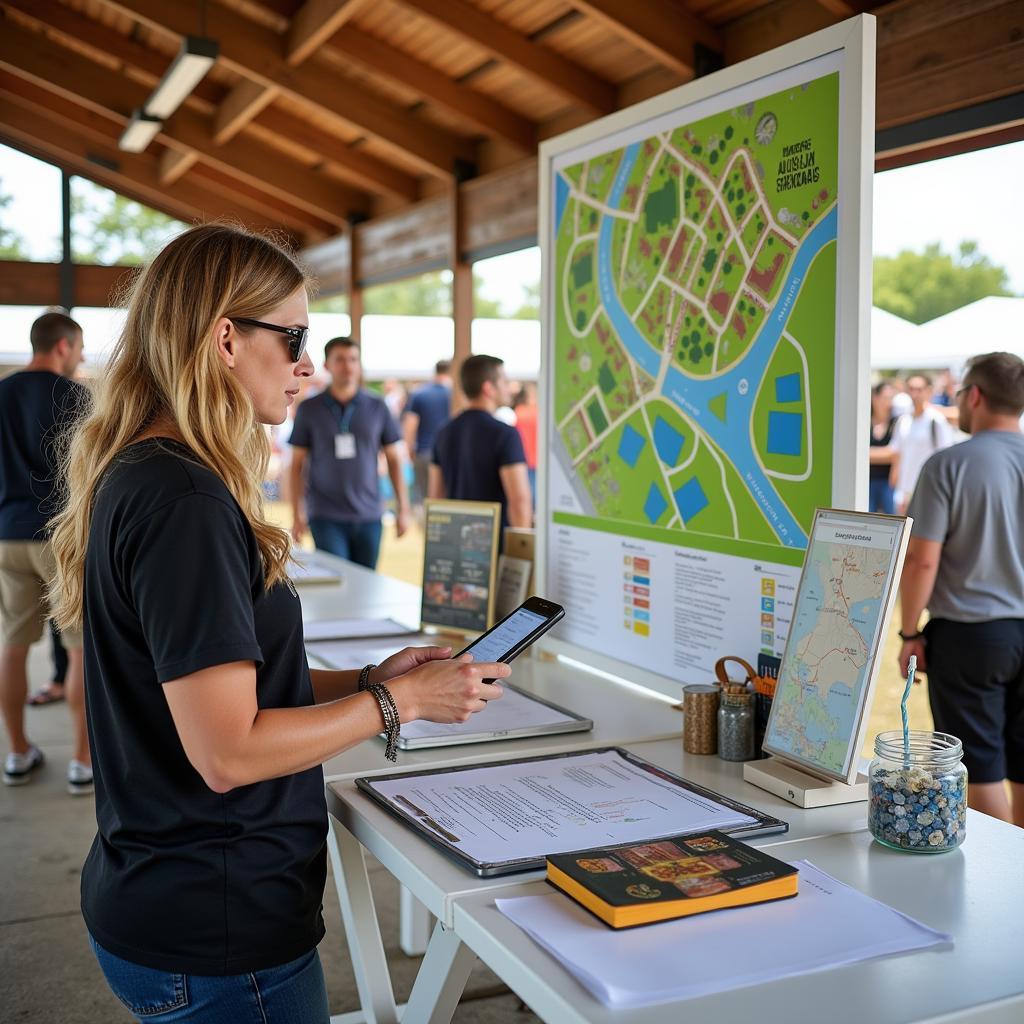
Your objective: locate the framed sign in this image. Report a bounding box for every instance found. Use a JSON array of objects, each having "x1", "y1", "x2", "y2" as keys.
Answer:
[{"x1": 421, "y1": 499, "x2": 501, "y2": 635}]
